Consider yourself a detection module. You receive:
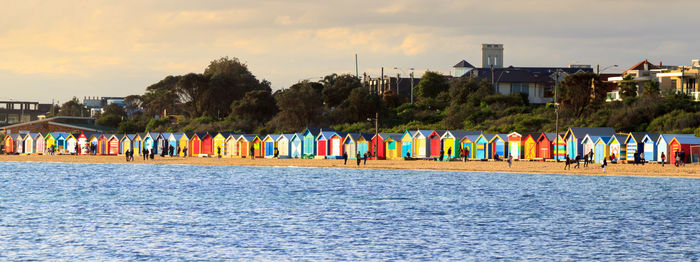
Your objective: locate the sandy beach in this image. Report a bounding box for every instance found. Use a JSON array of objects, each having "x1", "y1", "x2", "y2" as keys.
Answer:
[{"x1": 2, "y1": 154, "x2": 698, "y2": 179}]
